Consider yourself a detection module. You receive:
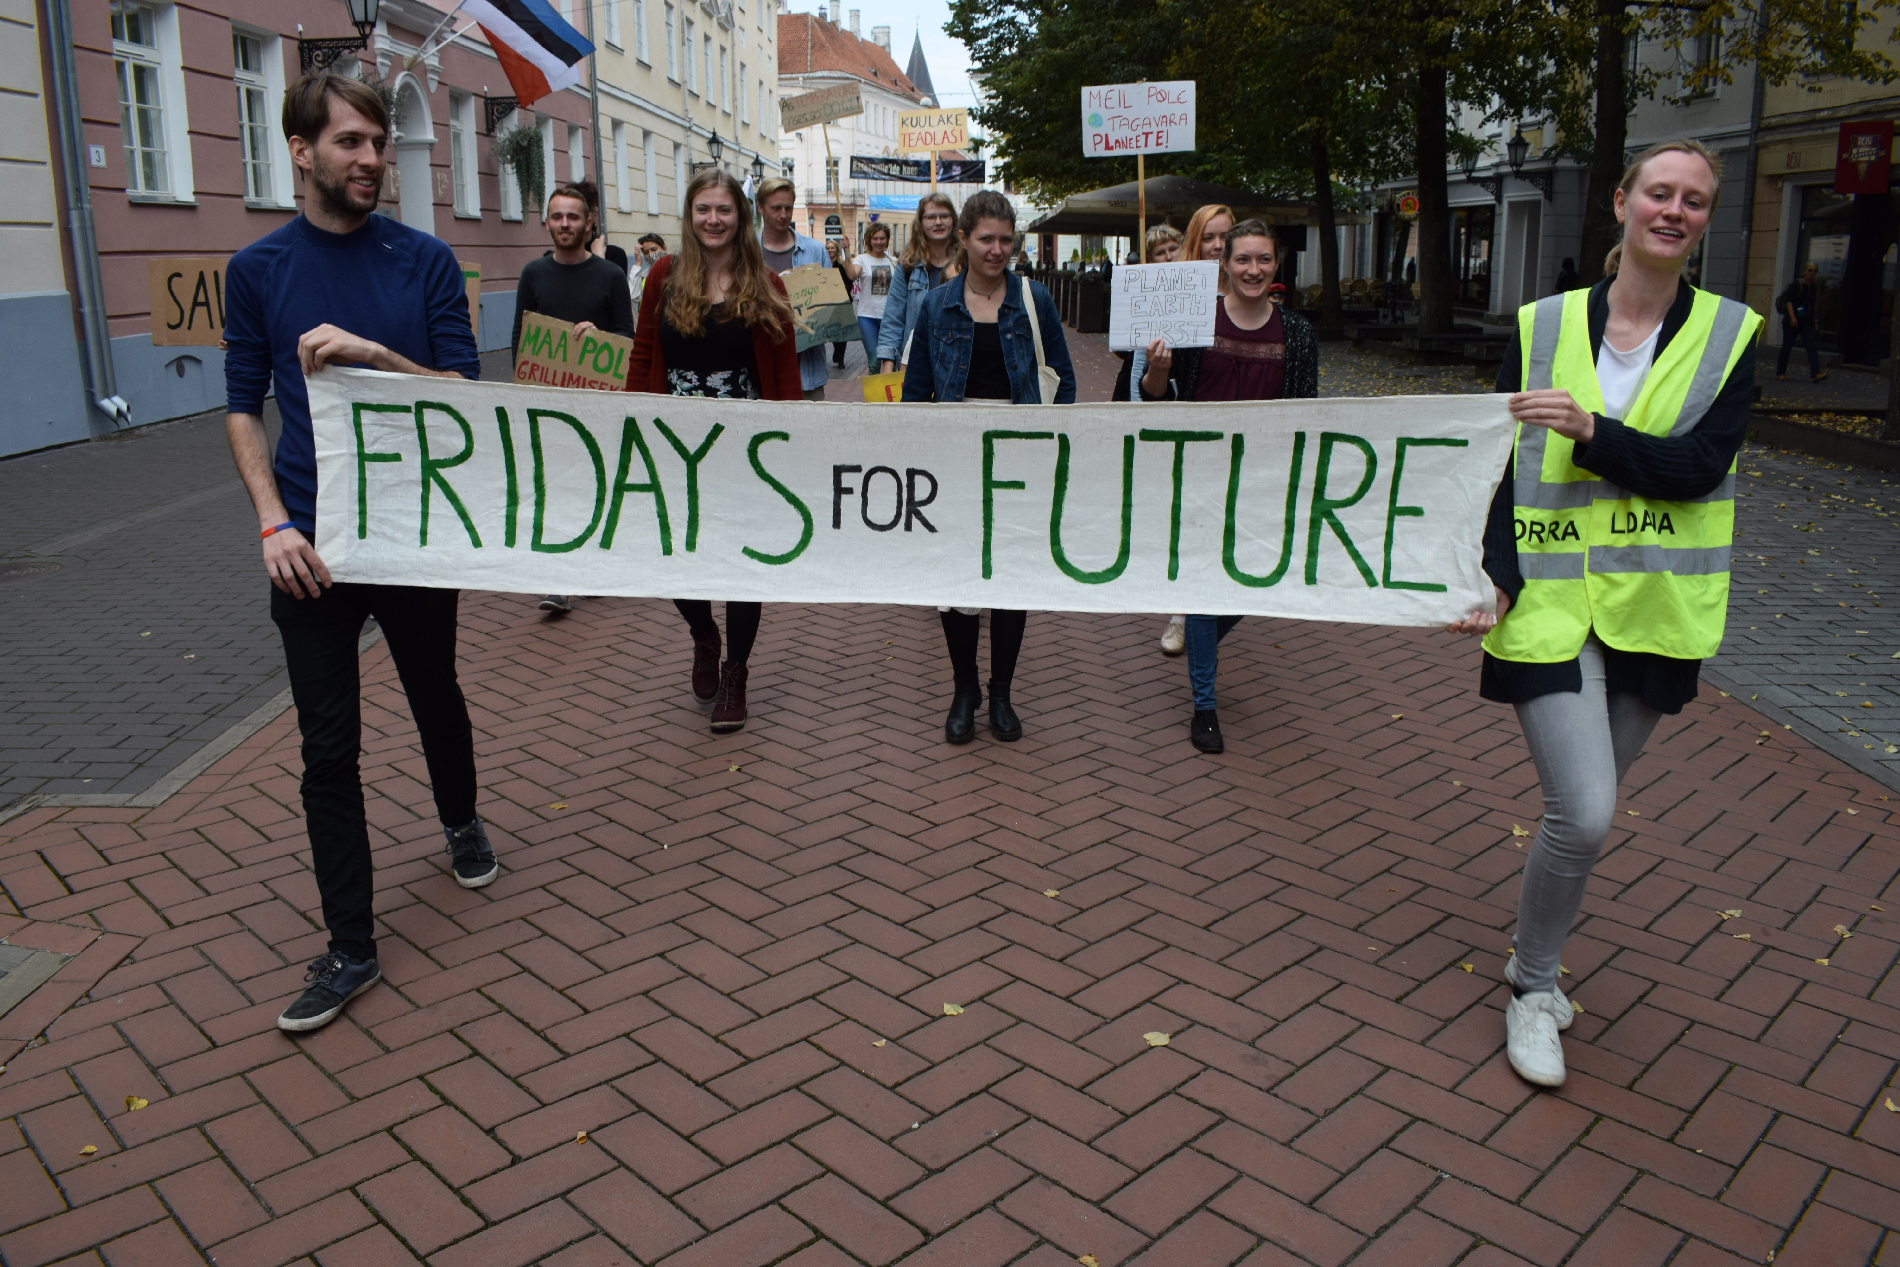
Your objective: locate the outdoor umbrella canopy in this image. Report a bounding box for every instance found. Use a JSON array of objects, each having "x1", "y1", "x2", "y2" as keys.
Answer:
[{"x1": 1022, "y1": 173, "x2": 1365, "y2": 235}]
